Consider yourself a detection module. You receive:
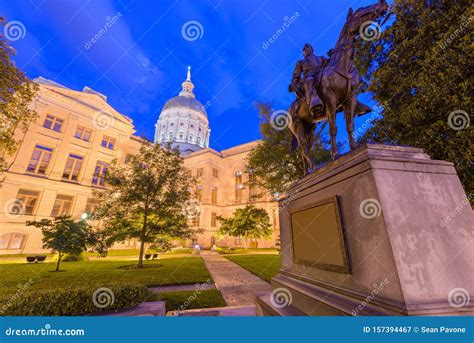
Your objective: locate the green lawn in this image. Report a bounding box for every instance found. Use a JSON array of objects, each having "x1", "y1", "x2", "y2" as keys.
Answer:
[
  {"x1": 152, "y1": 290, "x2": 226, "y2": 312},
  {"x1": 0, "y1": 257, "x2": 211, "y2": 297},
  {"x1": 224, "y1": 254, "x2": 281, "y2": 282},
  {"x1": 217, "y1": 248, "x2": 278, "y2": 255},
  {"x1": 0, "y1": 248, "x2": 192, "y2": 260}
]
